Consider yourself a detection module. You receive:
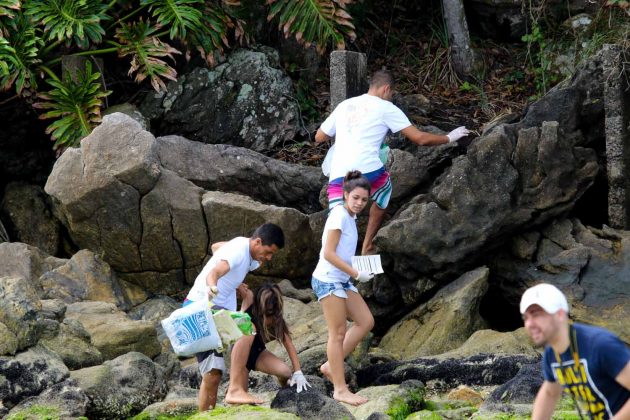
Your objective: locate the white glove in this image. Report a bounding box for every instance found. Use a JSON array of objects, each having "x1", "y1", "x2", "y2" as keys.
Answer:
[
  {"x1": 447, "y1": 126, "x2": 470, "y2": 143},
  {"x1": 207, "y1": 285, "x2": 219, "y2": 299},
  {"x1": 354, "y1": 270, "x2": 375, "y2": 283},
  {"x1": 288, "y1": 370, "x2": 311, "y2": 393}
]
